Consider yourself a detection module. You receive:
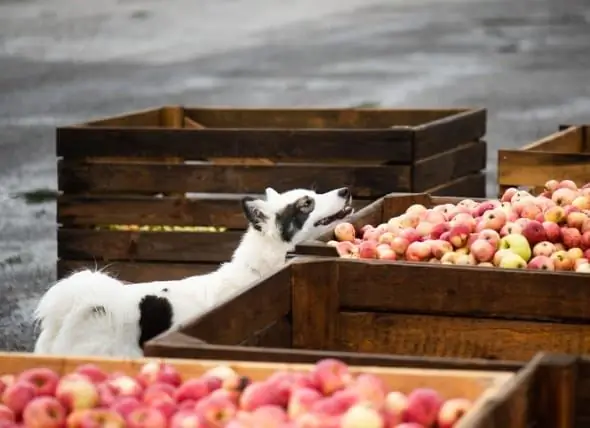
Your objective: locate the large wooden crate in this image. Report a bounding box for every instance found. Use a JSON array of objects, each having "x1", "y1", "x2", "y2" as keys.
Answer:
[
  {"x1": 0, "y1": 352, "x2": 515, "y2": 428},
  {"x1": 57, "y1": 106, "x2": 487, "y2": 282},
  {"x1": 498, "y1": 124, "x2": 590, "y2": 196},
  {"x1": 146, "y1": 256, "x2": 590, "y2": 362}
]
